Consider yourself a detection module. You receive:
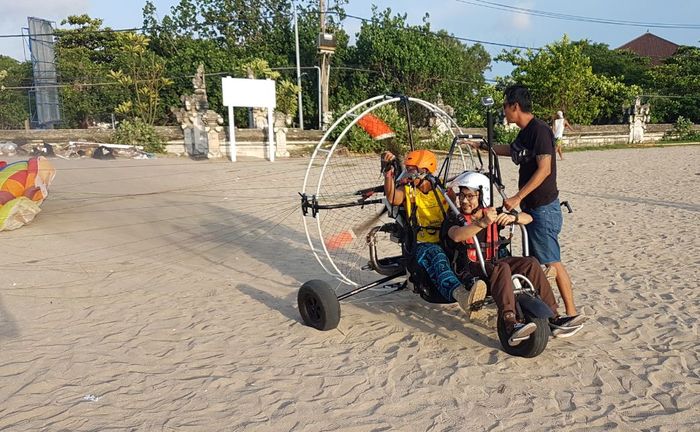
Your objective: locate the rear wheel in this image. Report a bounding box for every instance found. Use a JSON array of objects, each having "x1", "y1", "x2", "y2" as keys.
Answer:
[
  {"x1": 298, "y1": 280, "x2": 341, "y2": 331},
  {"x1": 497, "y1": 314, "x2": 550, "y2": 358}
]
